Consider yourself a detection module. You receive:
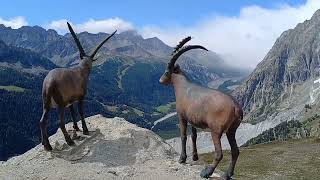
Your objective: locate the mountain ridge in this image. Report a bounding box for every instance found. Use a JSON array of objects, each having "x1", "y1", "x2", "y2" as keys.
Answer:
[
  {"x1": 0, "y1": 24, "x2": 245, "y2": 76},
  {"x1": 0, "y1": 40, "x2": 57, "y2": 75}
]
